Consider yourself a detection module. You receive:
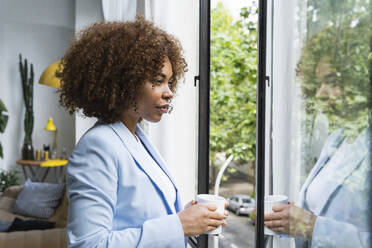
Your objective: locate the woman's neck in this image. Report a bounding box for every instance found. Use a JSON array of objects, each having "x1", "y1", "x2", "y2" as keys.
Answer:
[{"x1": 120, "y1": 110, "x2": 140, "y2": 135}]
